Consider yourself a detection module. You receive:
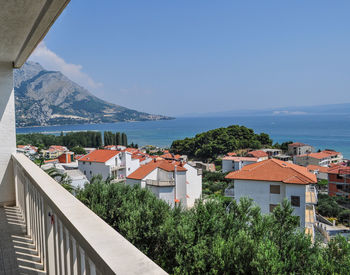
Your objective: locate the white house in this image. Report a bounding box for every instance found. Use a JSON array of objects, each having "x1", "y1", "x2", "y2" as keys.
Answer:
[
  {"x1": 225, "y1": 159, "x2": 318, "y2": 237},
  {"x1": 126, "y1": 160, "x2": 202, "y2": 208},
  {"x1": 294, "y1": 150, "x2": 343, "y2": 167},
  {"x1": 222, "y1": 156, "x2": 259, "y2": 173},
  {"x1": 78, "y1": 149, "x2": 142, "y2": 181}
]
